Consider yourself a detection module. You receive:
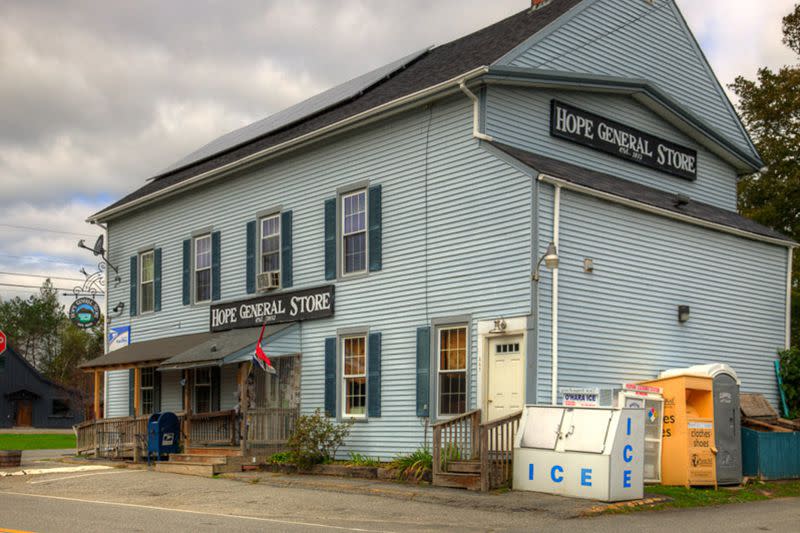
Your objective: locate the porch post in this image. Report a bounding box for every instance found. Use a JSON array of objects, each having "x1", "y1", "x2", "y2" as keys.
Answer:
[
  {"x1": 239, "y1": 362, "x2": 249, "y2": 455},
  {"x1": 183, "y1": 369, "x2": 192, "y2": 449},
  {"x1": 133, "y1": 367, "x2": 141, "y2": 418},
  {"x1": 93, "y1": 370, "x2": 102, "y2": 420}
]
